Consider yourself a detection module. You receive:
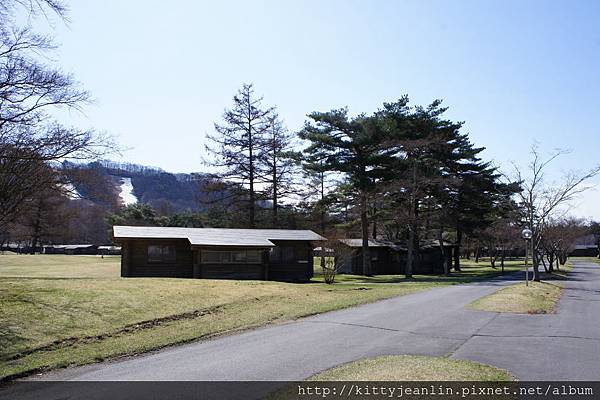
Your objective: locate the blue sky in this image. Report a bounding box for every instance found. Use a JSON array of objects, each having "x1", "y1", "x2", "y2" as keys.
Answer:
[{"x1": 46, "y1": 0, "x2": 600, "y2": 218}]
